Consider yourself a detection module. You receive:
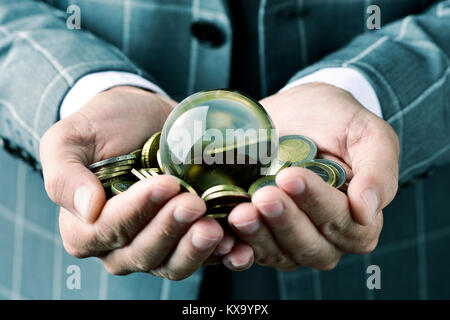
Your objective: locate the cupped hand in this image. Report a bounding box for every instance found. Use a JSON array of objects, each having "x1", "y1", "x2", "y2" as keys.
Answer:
[
  {"x1": 40, "y1": 86, "x2": 233, "y2": 280},
  {"x1": 223, "y1": 82, "x2": 399, "y2": 271}
]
